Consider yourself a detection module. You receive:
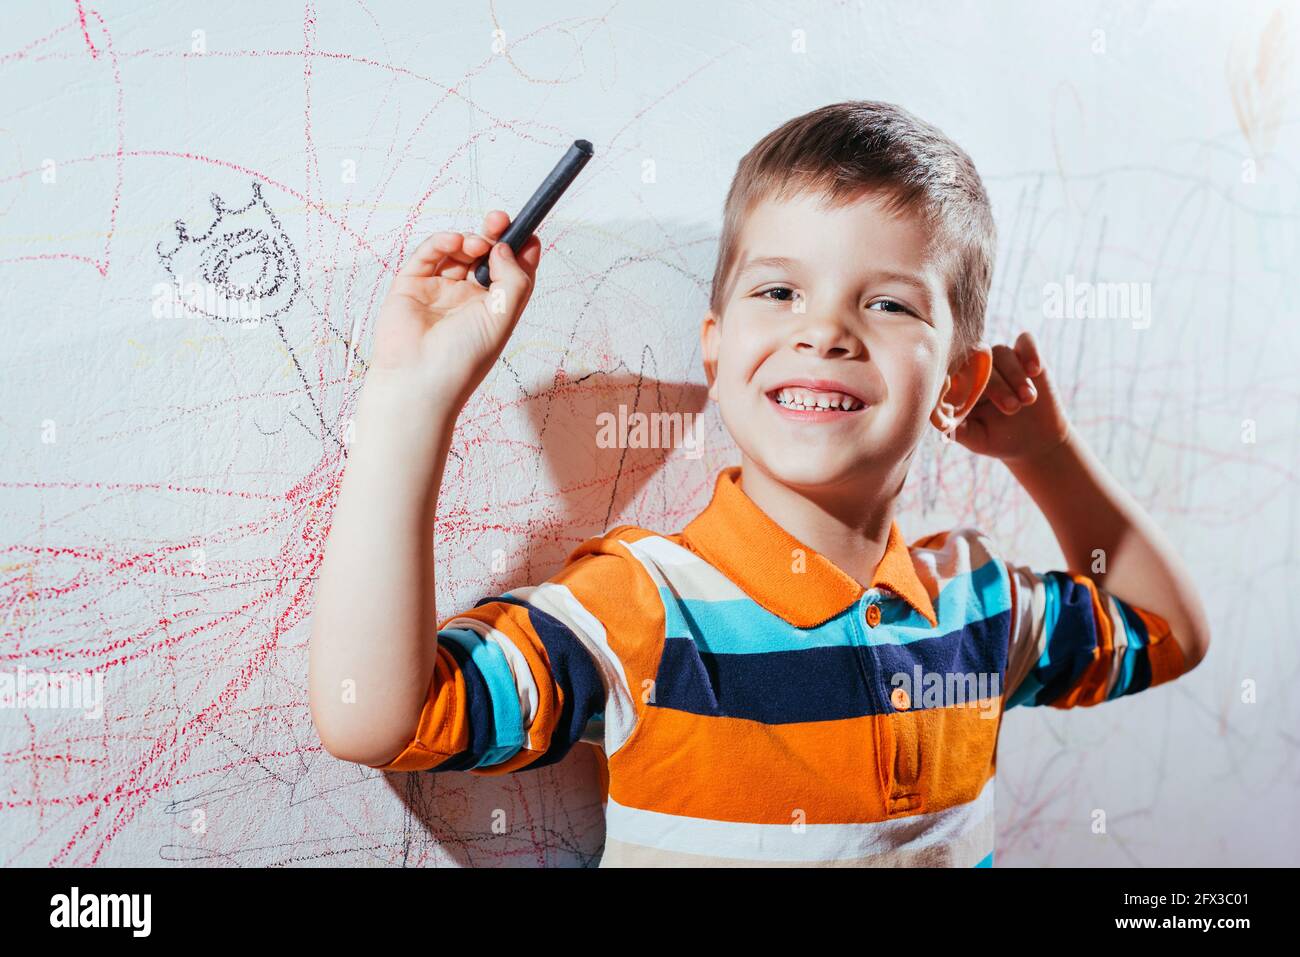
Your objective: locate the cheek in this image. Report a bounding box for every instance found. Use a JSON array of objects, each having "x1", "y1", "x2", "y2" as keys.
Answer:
[
  {"x1": 882, "y1": 338, "x2": 942, "y2": 406},
  {"x1": 716, "y1": 328, "x2": 768, "y2": 389}
]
